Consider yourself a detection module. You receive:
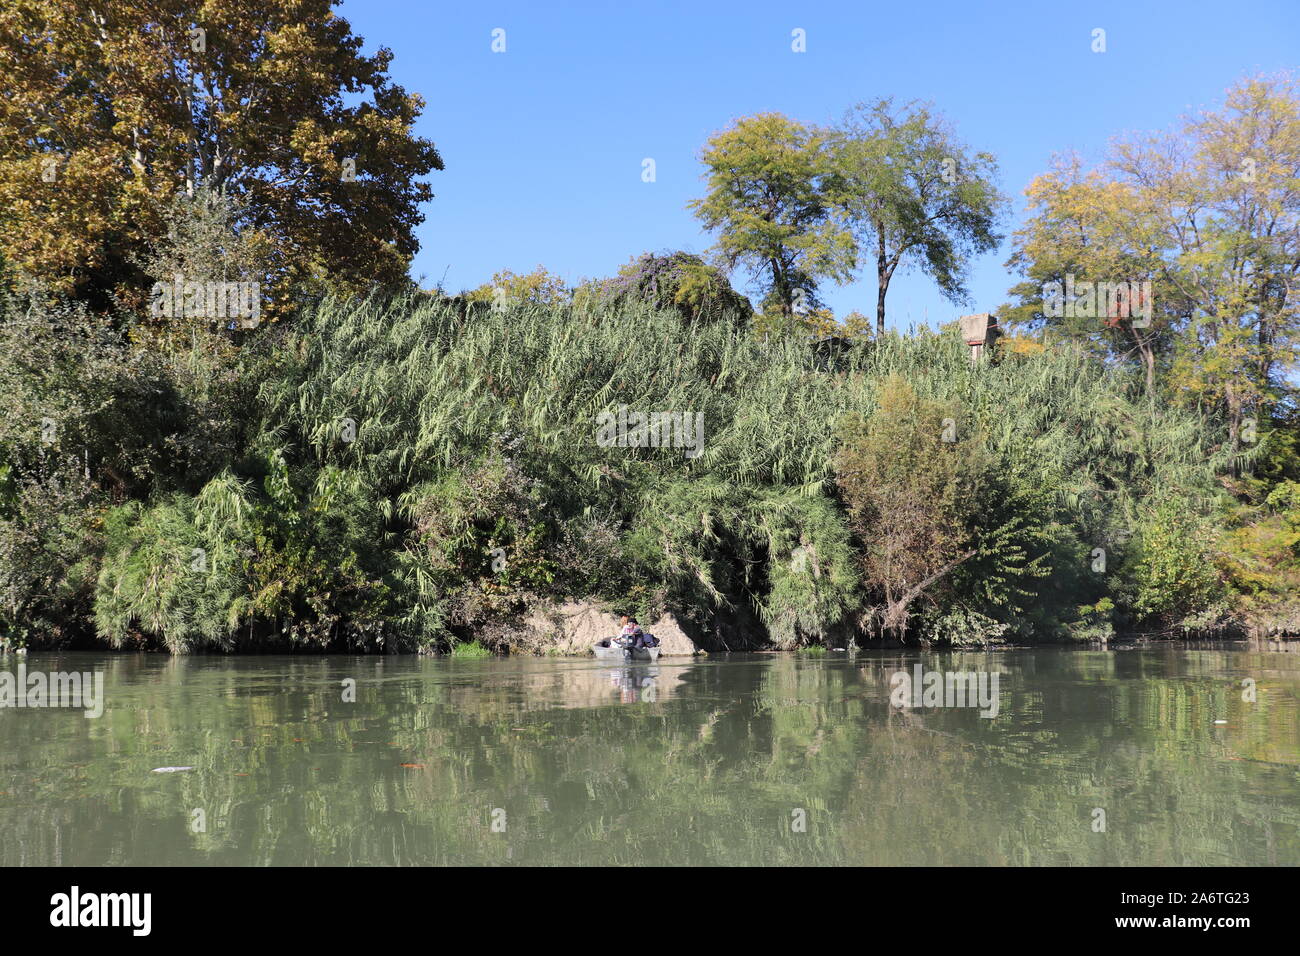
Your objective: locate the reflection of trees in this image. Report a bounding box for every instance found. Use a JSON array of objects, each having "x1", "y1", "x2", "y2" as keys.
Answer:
[{"x1": 0, "y1": 649, "x2": 1296, "y2": 865}]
